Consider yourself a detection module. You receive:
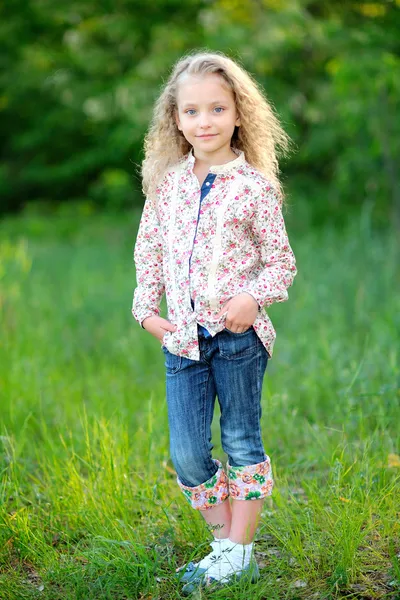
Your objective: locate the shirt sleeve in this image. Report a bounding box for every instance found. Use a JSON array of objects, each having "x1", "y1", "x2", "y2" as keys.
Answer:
[
  {"x1": 244, "y1": 185, "x2": 297, "y2": 309},
  {"x1": 131, "y1": 192, "x2": 165, "y2": 327}
]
